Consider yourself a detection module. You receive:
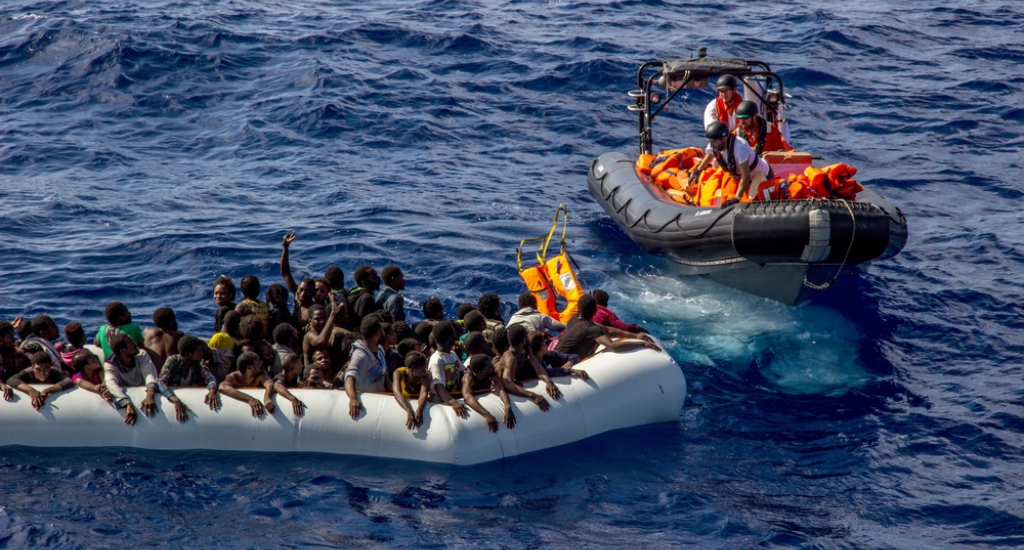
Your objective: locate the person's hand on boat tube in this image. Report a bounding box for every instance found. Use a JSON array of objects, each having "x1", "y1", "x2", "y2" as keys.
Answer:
[
  {"x1": 483, "y1": 412, "x2": 499, "y2": 433},
  {"x1": 1, "y1": 383, "x2": 12, "y2": 402},
  {"x1": 291, "y1": 398, "x2": 306, "y2": 417},
  {"x1": 532, "y1": 393, "x2": 551, "y2": 412},
  {"x1": 140, "y1": 395, "x2": 157, "y2": 418},
  {"x1": 348, "y1": 397, "x2": 362, "y2": 420},
  {"x1": 205, "y1": 388, "x2": 221, "y2": 411},
  {"x1": 170, "y1": 397, "x2": 190, "y2": 423},
  {"x1": 124, "y1": 403, "x2": 138, "y2": 426},
  {"x1": 247, "y1": 397, "x2": 265, "y2": 418},
  {"x1": 450, "y1": 400, "x2": 469, "y2": 419},
  {"x1": 503, "y1": 406, "x2": 516, "y2": 429},
  {"x1": 545, "y1": 380, "x2": 561, "y2": 401}
]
